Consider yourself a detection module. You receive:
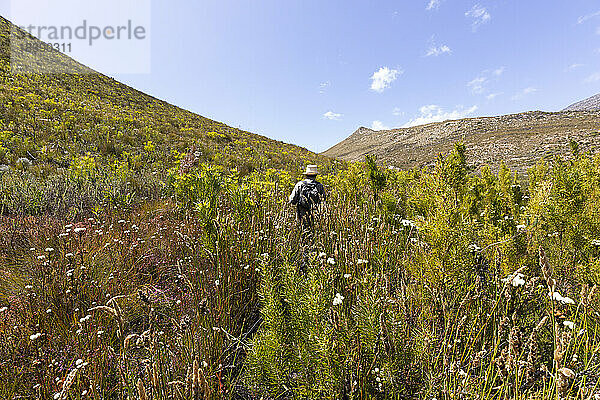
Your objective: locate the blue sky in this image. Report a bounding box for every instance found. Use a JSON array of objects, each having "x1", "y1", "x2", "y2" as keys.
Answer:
[{"x1": 3, "y1": 0, "x2": 600, "y2": 152}]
